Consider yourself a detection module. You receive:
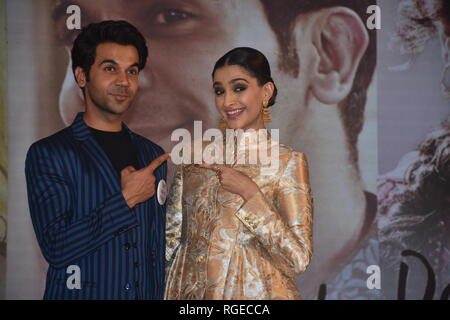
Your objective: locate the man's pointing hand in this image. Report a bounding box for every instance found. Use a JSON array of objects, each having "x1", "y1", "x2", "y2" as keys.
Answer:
[{"x1": 121, "y1": 153, "x2": 171, "y2": 208}]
